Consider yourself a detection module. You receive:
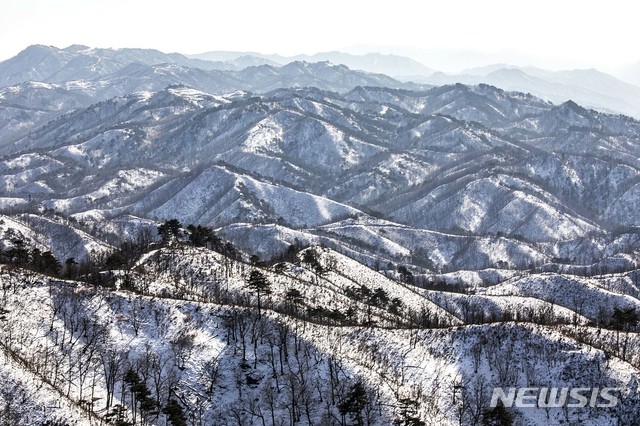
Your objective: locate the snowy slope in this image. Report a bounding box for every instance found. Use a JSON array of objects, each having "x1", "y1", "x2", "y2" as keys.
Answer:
[
  {"x1": 0, "y1": 213, "x2": 111, "y2": 260},
  {"x1": 0, "y1": 242, "x2": 639, "y2": 425},
  {"x1": 4, "y1": 84, "x2": 640, "y2": 271}
]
